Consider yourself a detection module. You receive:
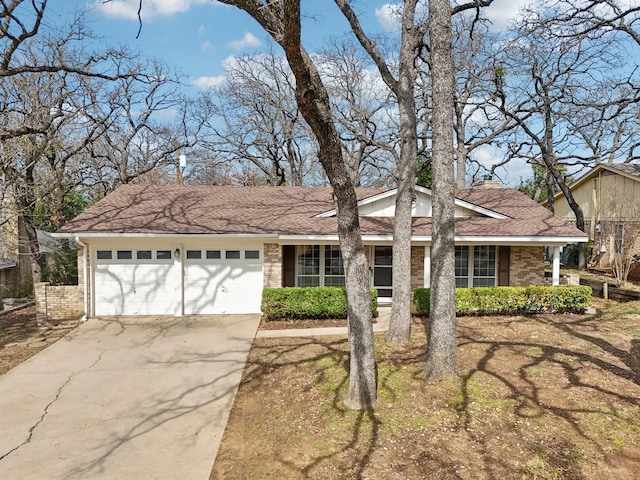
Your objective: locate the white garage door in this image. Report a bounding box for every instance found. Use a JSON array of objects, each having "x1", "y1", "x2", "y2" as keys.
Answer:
[
  {"x1": 94, "y1": 249, "x2": 180, "y2": 316},
  {"x1": 93, "y1": 246, "x2": 263, "y2": 316},
  {"x1": 183, "y1": 248, "x2": 263, "y2": 314}
]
